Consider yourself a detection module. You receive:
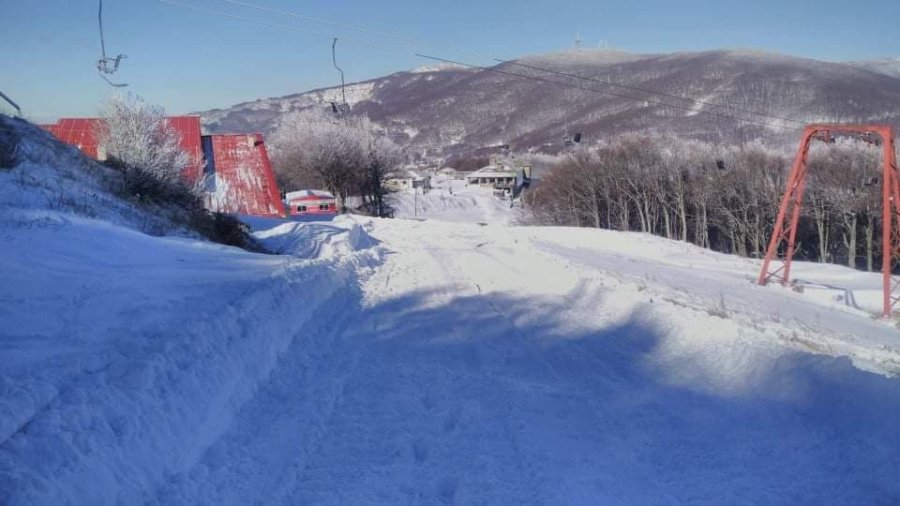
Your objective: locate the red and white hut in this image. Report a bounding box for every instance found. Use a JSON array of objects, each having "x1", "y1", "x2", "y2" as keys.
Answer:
[{"x1": 285, "y1": 190, "x2": 338, "y2": 216}]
